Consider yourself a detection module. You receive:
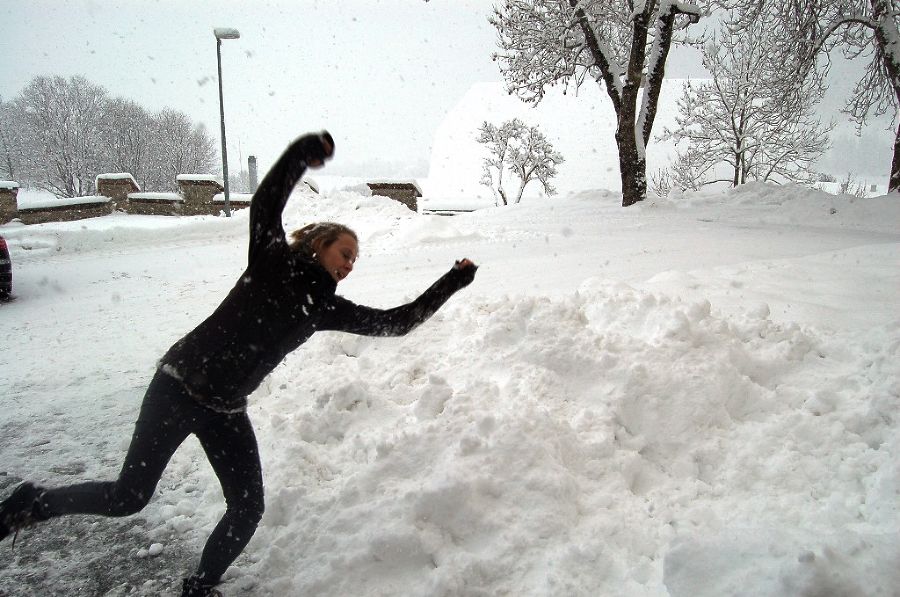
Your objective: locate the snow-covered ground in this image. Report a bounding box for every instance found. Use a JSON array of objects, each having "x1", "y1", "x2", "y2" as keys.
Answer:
[{"x1": 0, "y1": 183, "x2": 898, "y2": 596}]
